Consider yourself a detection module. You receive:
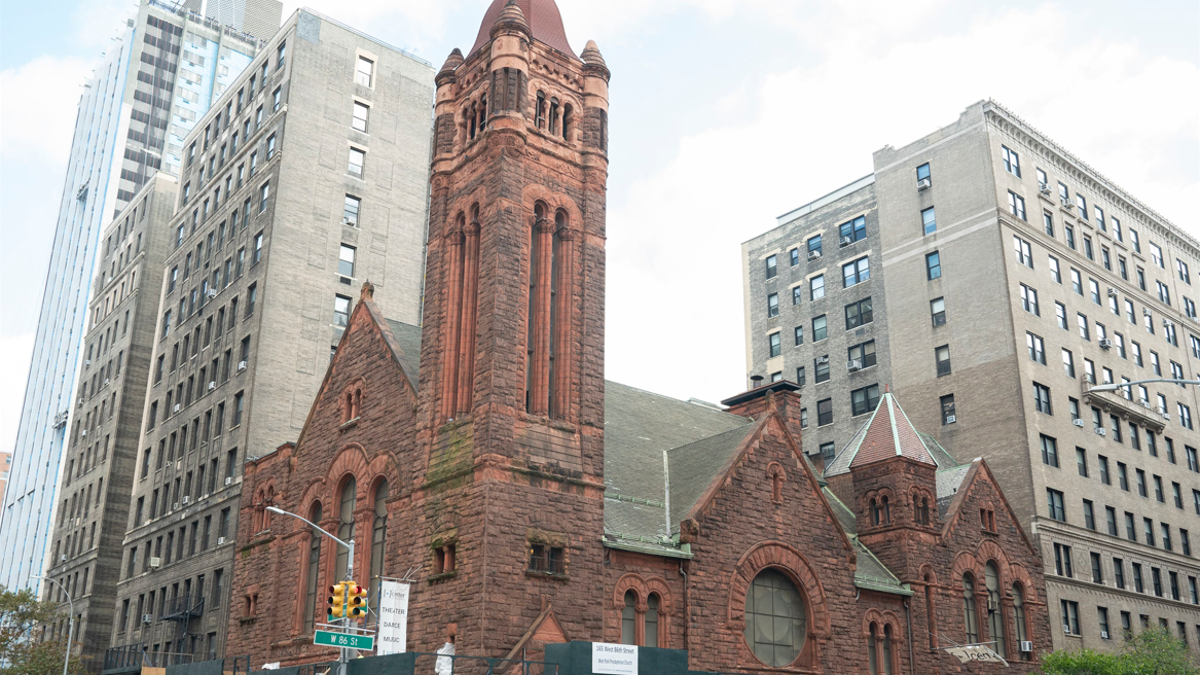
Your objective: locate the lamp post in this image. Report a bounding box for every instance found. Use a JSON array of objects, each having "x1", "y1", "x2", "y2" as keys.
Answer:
[
  {"x1": 34, "y1": 575, "x2": 73, "y2": 675},
  {"x1": 265, "y1": 506, "x2": 355, "y2": 675},
  {"x1": 1086, "y1": 377, "x2": 1200, "y2": 394}
]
